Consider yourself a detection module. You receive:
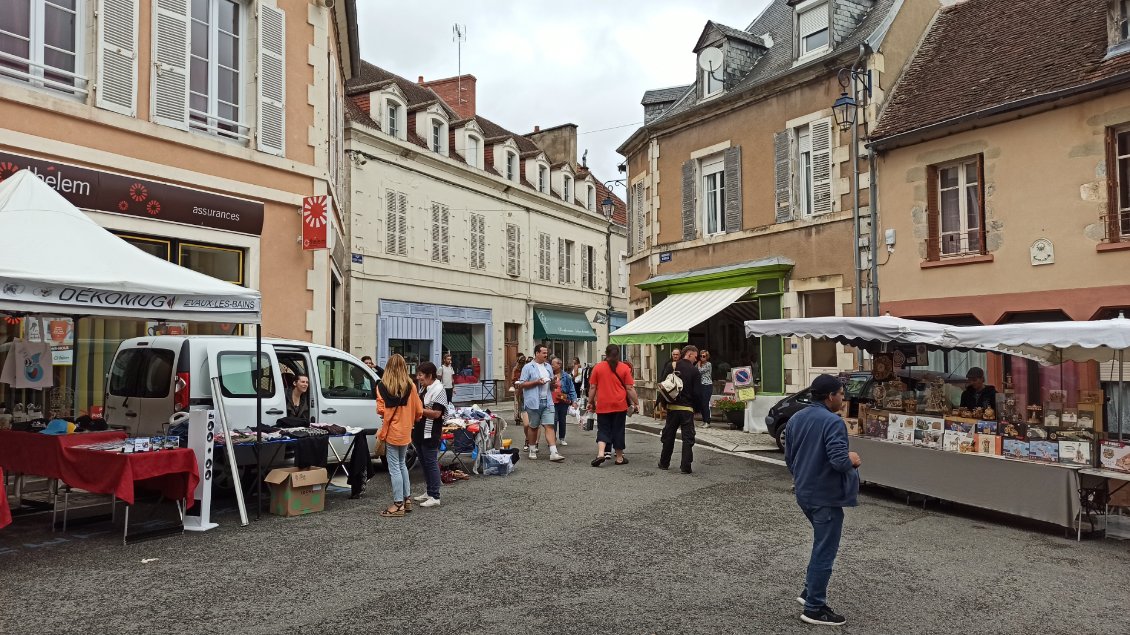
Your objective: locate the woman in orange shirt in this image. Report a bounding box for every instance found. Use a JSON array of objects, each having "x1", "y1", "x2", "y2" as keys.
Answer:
[{"x1": 377, "y1": 354, "x2": 423, "y2": 518}]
